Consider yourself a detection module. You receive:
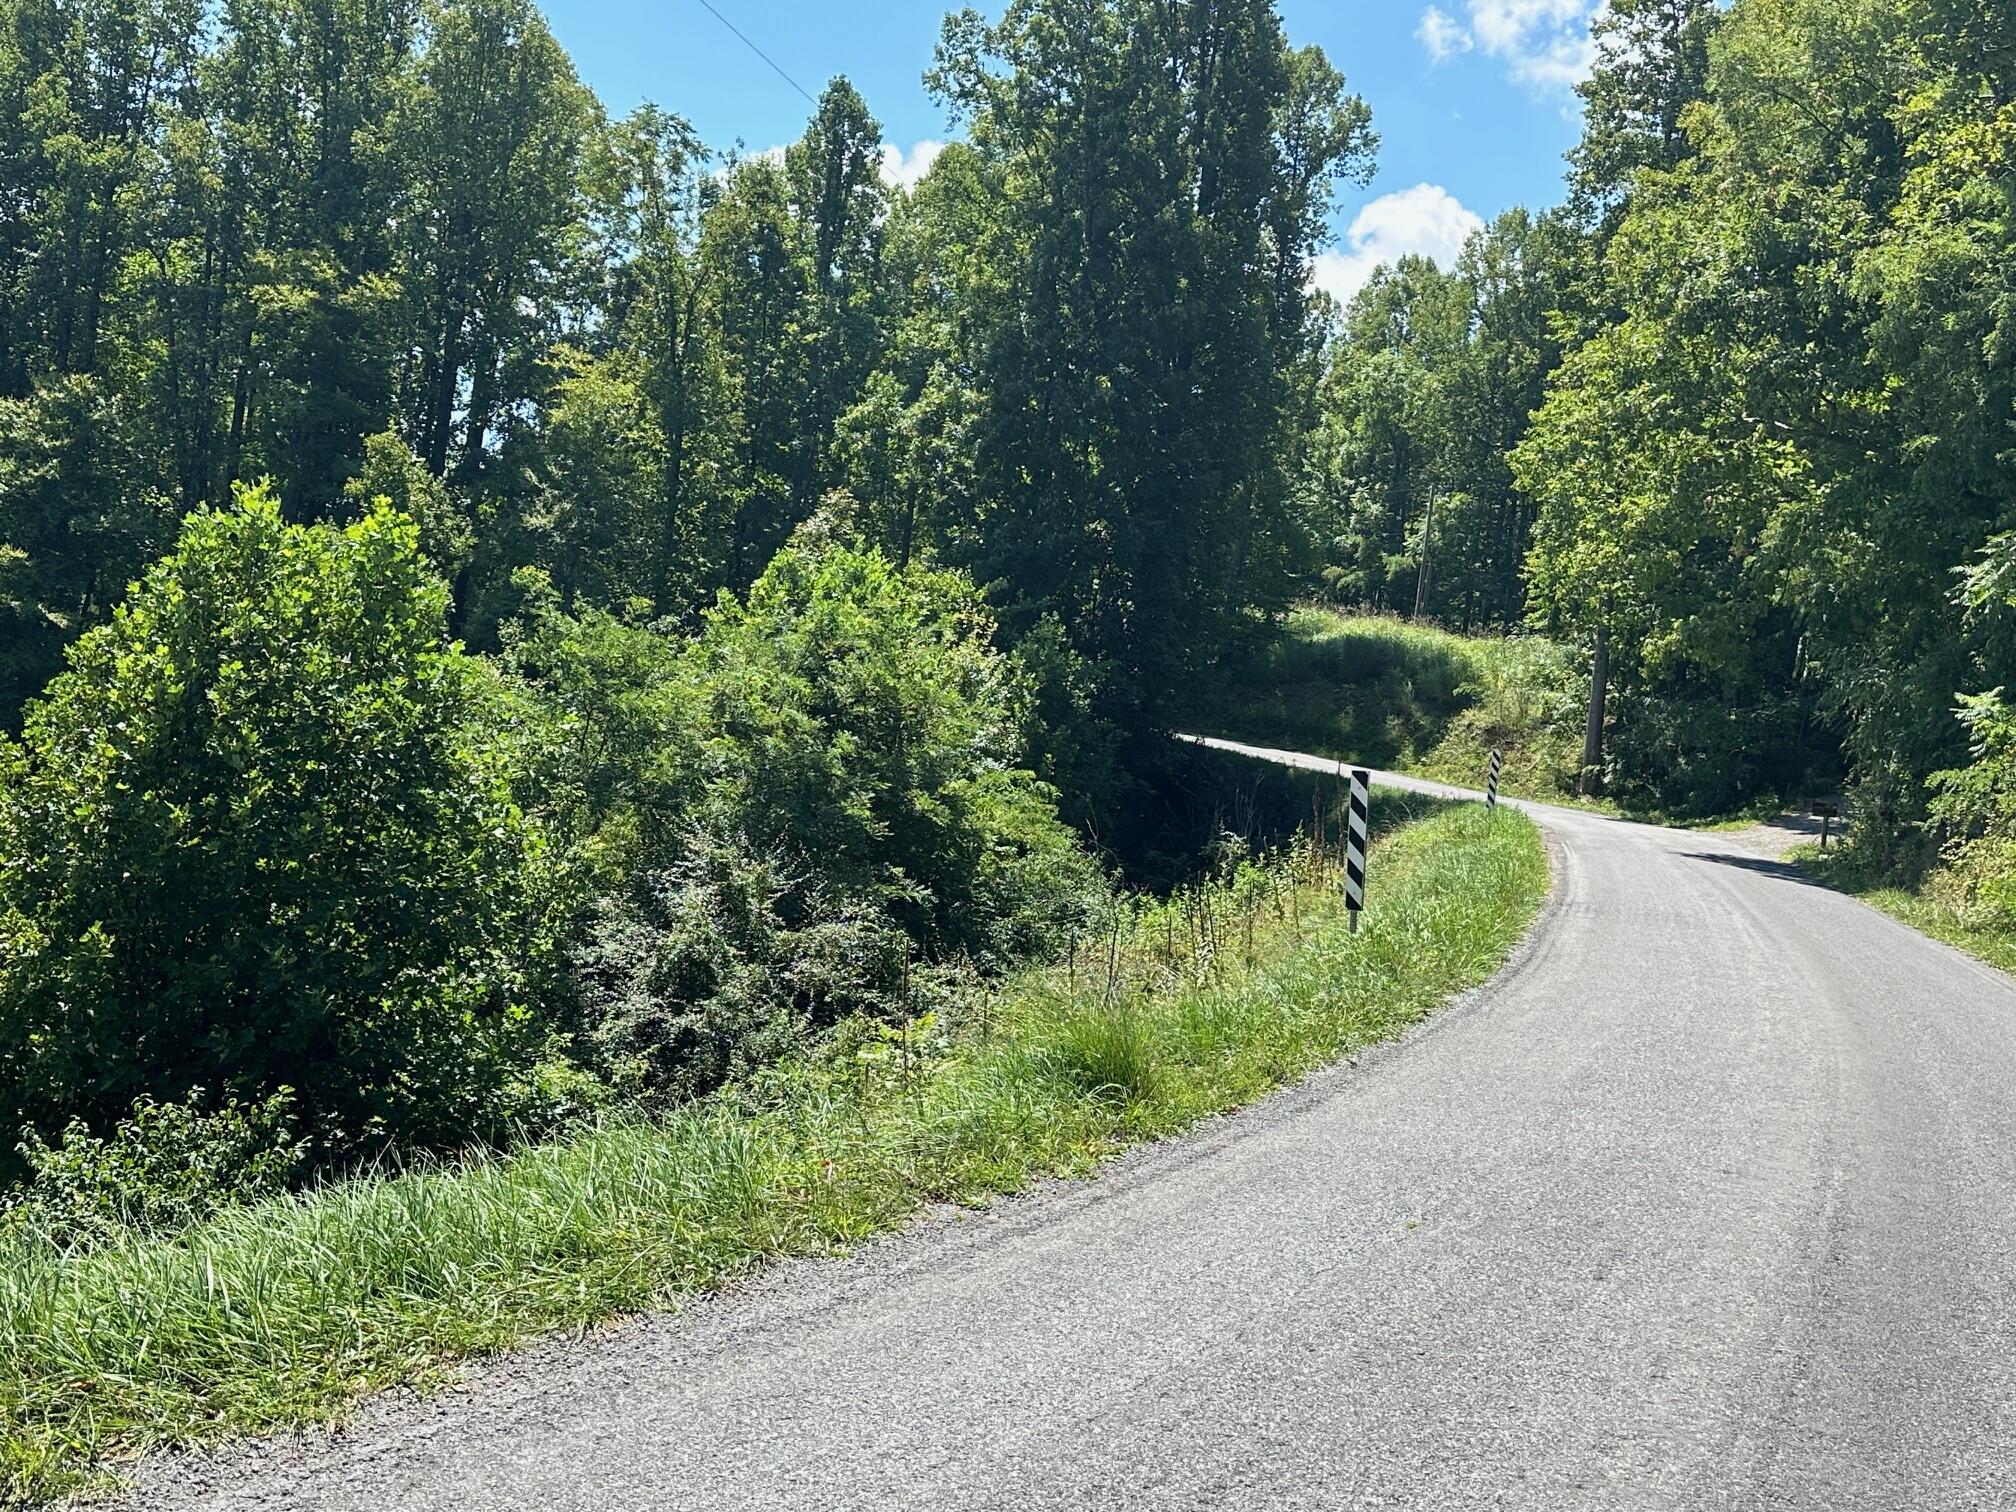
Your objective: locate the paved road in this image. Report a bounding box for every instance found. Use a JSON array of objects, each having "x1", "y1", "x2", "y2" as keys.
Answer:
[{"x1": 137, "y1": 742, "x2": 2016, "y2": 1511}]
